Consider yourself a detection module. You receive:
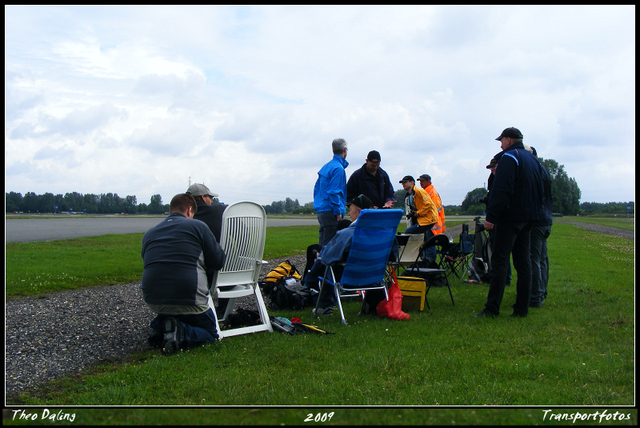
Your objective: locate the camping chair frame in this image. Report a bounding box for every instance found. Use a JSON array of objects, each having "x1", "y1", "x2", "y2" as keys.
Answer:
[
  {"x1": 315, "y1": 209, "x2": 403, "y2": 325},
  {"x1": 207, "y1": 201, "x2": 272, "y2": 338},
  {"x1": 441, "y1": 223, "x2": 474, "y2": 280},
  {"x1": 402, "y1": 233, "x2": 455, "y2": 307}
]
